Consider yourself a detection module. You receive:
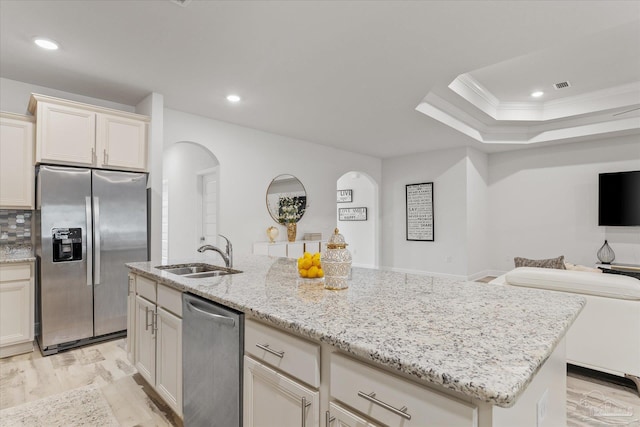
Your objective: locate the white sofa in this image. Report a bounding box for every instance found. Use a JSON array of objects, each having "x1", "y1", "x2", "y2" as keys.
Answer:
[{"x1": 490, "y1": 267, "x2": 640, "y2": 394}]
